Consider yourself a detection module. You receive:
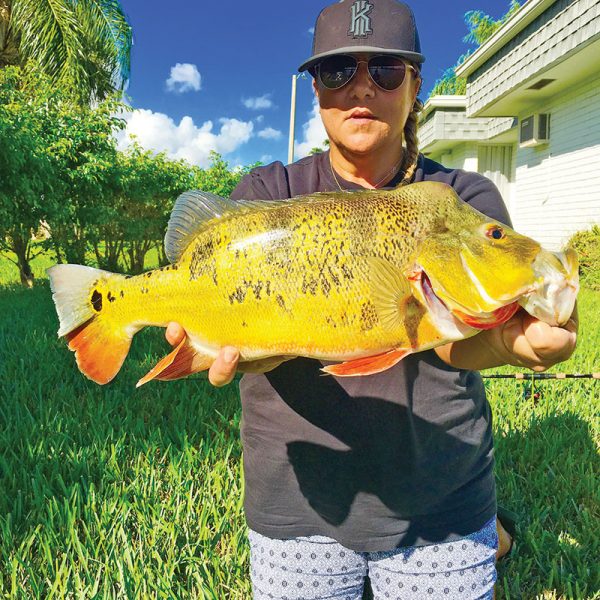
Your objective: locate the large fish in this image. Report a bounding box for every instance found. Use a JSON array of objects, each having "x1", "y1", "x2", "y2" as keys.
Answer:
[{"x1": 47, "y1": 181, "x2": 578, "y2": 386}]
